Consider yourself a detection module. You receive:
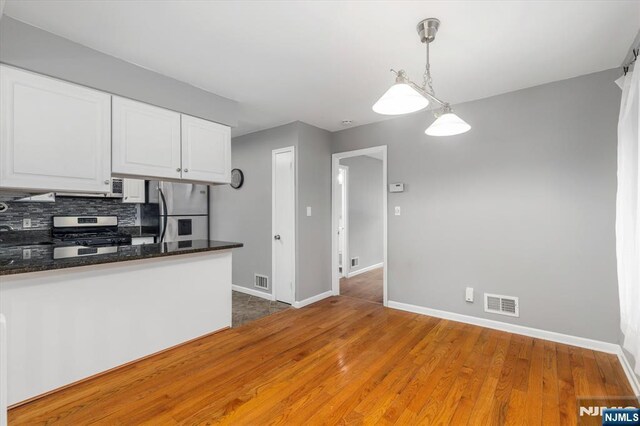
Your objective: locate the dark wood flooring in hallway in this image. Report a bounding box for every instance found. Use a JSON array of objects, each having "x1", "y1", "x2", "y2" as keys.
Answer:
[{"x1": 340, "y1": 266, "x2": 383, "y2": 304}]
